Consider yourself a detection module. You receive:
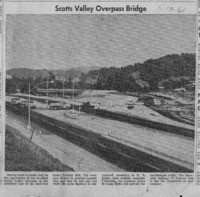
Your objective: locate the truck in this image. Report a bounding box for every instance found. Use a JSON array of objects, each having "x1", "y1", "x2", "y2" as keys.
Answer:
[
  {"x1": 11, "y1": 97, "x2": 21, "y2": 105},
  {"x1": 49, "y1": 102, "x2": 65, "y2": 110},
  {"x1": 20, "y1": 100, "x2": 36, "y2": 109}
]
